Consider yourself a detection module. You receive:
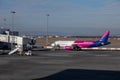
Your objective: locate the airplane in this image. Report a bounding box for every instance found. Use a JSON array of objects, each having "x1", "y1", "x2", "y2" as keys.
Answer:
[{"x1": 51, "y1": 30, "x2": 110, "y2": 51}]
